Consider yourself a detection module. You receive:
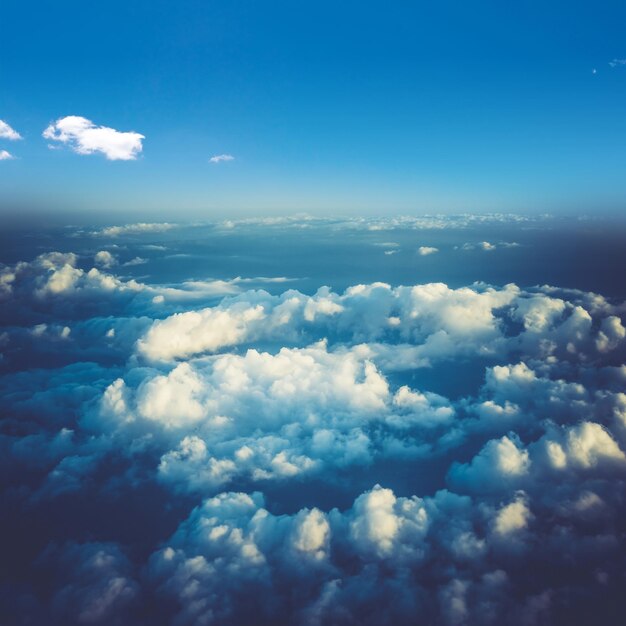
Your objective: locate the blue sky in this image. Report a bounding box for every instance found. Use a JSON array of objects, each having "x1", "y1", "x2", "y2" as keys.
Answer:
[{"x1": 1, "y1": 0, "x2": 626, "y2": 217}]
